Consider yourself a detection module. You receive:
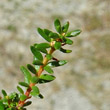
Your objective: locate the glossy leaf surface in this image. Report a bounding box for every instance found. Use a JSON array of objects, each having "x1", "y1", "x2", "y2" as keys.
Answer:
[
  {"x1": 20, "y1": 94, "x2": 27, "y2": 101},
  {"x1": 19, "y1": 82, "x2": 29, "y2": 87},
  {"x1": 54, "y1": 19, "x2": 62, "y2": 34},
  {"x1": 39, "y1": 74, "x2": 56, "y2": 83},
  {"x1": 1, "y1": 90, "x2": 7, "y2": 97},
  {"x1": 27, "y1": 64, "x2": 36, "y2": 74},
  {"x1": 23, "y1": 101, "x2": 32, "y2": 107},
  {"x1": 49, "y1": 32, "x2": 59, "y2": 39},
  {"x1": 65, "y1": 38, "x2": 73, "y2": 45},
  {"x1": 46, "y1": 54, "x2": 52, "y2": 60},
  {"x1": 30, "y1": 46, "x2": 43, "y2": 61},
  {"x1": 38, "y1": 28, "x2": 51, "y2": 42},
  {"x1": 44, "y1": 65, "x2": 54, "y2": 74},
  {"x1": 60, "y1": 48, "x2": 72, "y2": 53},
  {"x1": 31, "y1": 76, "x2": 39, "y2": 84},
  {"x1": 20, "y1": 66, "x2": 32, "y2": 84},
  {"x1": 47, "y1": 60, "x2": 67, "y2": 67},
  {"x1": 66, "y1": 29, "x2": 81, "y2": 37},
  {"x1": 62, "y1": 21, "x2": 69, "y2": 33},
  {"x1": 33, "y1": 57, "x2": 43, "y2": 66},
  {"x1": 31, "y1": 86, "x2": 40, "y2": 97},
  {"x1": 54, "y1": 42, "x2": 61, "y2": 49},
  {"x1": 17, "y1": 86, "x2": 24, "y2": 94}
]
